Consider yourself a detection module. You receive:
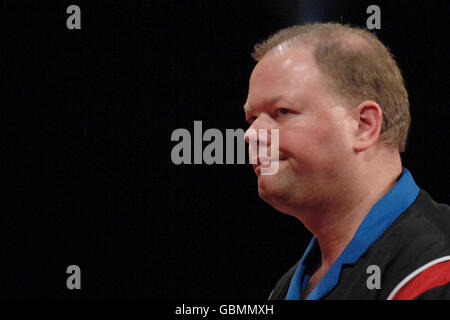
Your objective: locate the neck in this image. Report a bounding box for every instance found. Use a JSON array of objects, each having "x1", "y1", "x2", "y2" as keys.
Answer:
[{"x1": 296, "y1": 154, "x2": 403, "y2": 271}]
